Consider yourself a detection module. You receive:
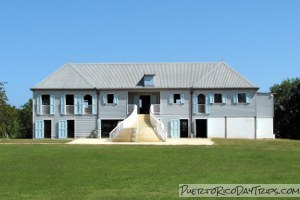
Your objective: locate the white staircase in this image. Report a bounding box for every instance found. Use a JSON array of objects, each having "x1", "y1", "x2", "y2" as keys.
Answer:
[{"x1": 112, "y1": 114, "x2": 161, "y2": 142}]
